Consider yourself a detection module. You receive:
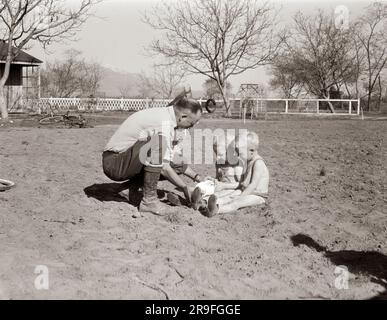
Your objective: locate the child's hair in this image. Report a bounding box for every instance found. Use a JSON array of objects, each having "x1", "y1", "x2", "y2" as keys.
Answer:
[
  {"x1": 212, "y1": 133, "x2": 236, "y2": 159},
  {"x1": 213, "y1": 132, "x2": 243, "y2": 181},
  {"x1": 235, "y1": 131, "x2": 259, "y2": 151},
  {"x1": 247, "y1": 132, "x2": 259, "y2": 150}
]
